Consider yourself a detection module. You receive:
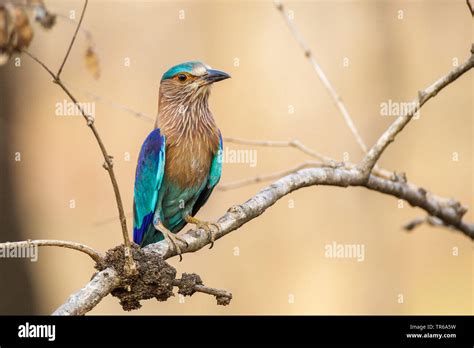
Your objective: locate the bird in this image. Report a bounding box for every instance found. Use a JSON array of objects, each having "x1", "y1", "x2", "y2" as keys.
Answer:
[{"x1": 133, "y1": 61, "x2": 230, "y2": 259}]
